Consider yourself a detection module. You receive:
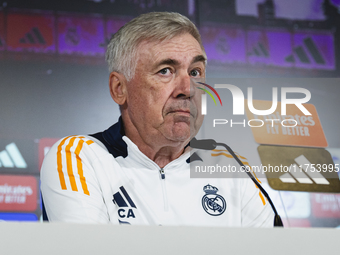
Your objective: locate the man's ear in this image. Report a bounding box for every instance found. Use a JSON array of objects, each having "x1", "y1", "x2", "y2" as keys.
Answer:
[{"x1": 109, "y1": 72, "x2": 127, "y2": 105}]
